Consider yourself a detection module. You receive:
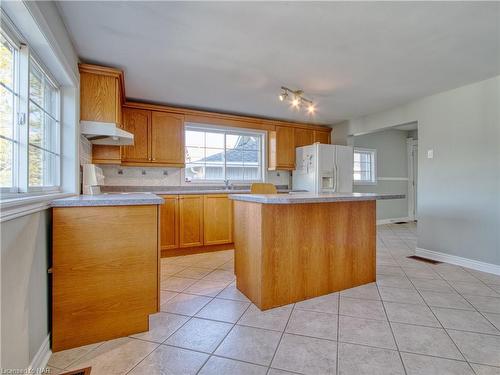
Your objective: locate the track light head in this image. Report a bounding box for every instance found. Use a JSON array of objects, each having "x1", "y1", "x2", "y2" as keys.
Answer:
[{"x1": 278, "y1": 86, "x2": 315, "y2": 114}]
